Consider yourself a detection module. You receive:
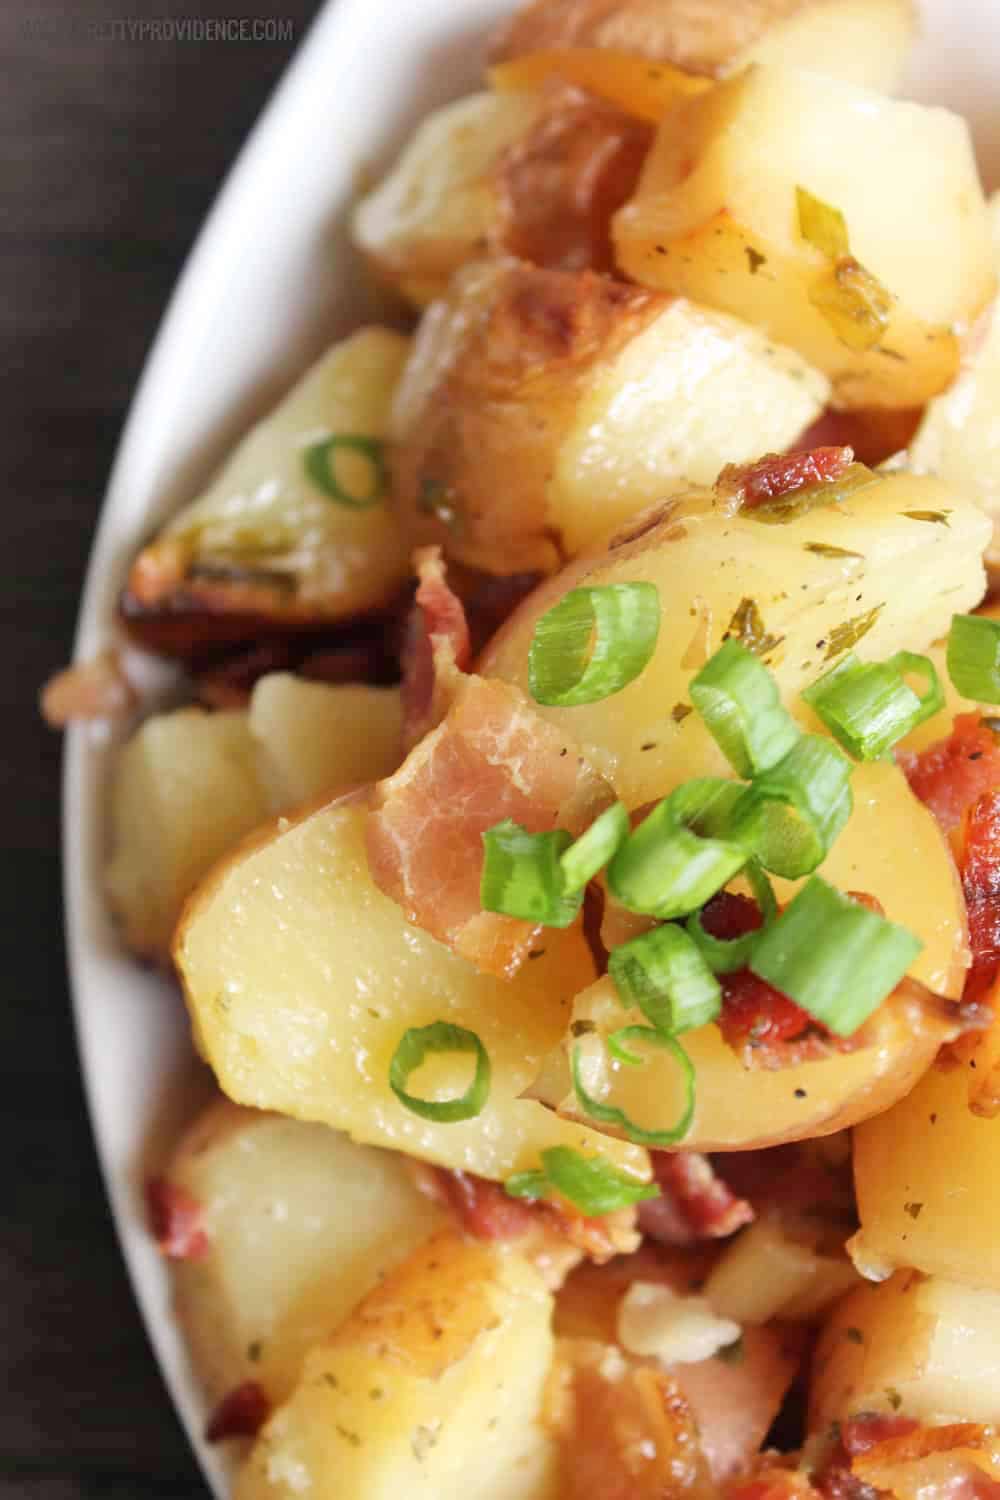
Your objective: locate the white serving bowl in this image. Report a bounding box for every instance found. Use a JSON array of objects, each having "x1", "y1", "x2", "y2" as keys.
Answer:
[{"x1": 63, "y1": 1, "x2": 1000, "y2": 1492}]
